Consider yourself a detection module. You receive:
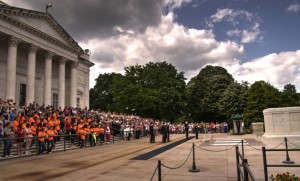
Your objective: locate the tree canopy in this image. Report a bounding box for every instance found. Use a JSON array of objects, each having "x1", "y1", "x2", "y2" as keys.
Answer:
[
  {"x1": 187, "y1": 65, "x2": 234, "y2": 121},
  {"x1": 90, "y1": 62, "x2": 300, "y2": 126},
  {"x1": 112, "y1": 61, "x2": 186, "y2": 121},
  {"x1": 243, "y1": 81, "x2": 281, "y2": 126},
  {"x1": 89, "y1": 73, "x2": 122, "y2": 111}
]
